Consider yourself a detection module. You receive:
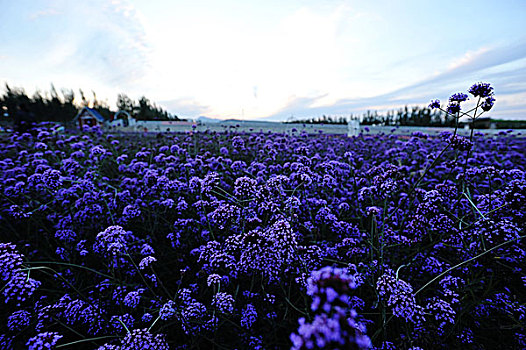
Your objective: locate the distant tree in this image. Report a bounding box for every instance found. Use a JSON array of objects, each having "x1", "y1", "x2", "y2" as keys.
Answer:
[
  {"x1": 79, "y1": 89, "x2": 89, "y2": 107},
  {"x1": 116, "y1": 93, "x2": 135, "y2": 114},
  {"x1": 1, "y1": 83, "x2": 184, "y2": 124}
]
